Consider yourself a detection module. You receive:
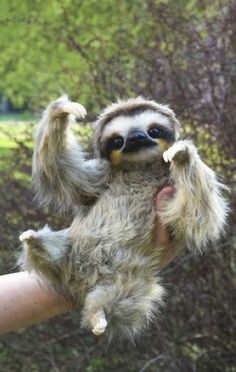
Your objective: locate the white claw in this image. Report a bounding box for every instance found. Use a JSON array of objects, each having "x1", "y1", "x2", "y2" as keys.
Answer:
[
  {"x1": 163, "y1": 141, "x2": 187, "y2": 163},
  {"x1": 19, "y1": 229, "x2": 38, "y2": 242},
  {"x1": 92, "y1": 317, "x2": 107, "y2": 336},
  {"x1": 163, "y1": 150, "x2": 169, "y2": 163},
  {"x1": 60, "y1": 102, "x2": 87, "y2": 119}
]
